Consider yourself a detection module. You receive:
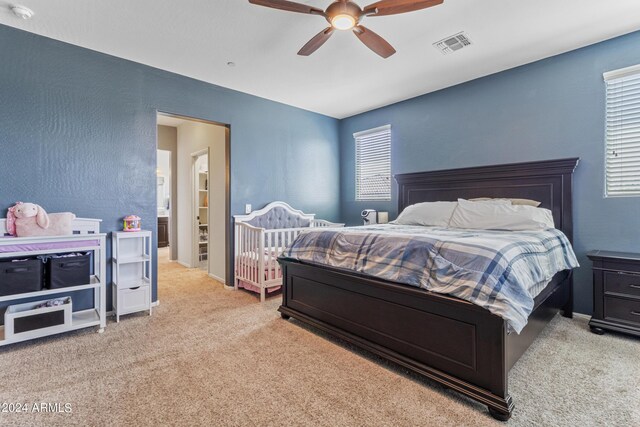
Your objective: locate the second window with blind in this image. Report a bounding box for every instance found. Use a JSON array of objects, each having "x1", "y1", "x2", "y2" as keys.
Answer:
[
  {"x1": 604, "y1": 64, "x2": 640, "y2": 197},
  {"x1": 355, "y1": 125, "x2": 392, "y2": 201}
]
